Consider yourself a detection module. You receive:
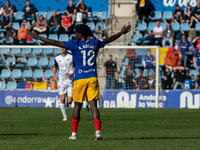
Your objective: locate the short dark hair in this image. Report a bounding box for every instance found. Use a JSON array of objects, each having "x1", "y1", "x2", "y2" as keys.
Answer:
[
  {"x1": 75, "y1": 24, "x2": 91, "y2": 38},
  {"x1": 176, "y1": 4, "x2": 179, "y2": 7},
  {"x1": 63, "y1": 12, "x2": 68, "y2": 16}
]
